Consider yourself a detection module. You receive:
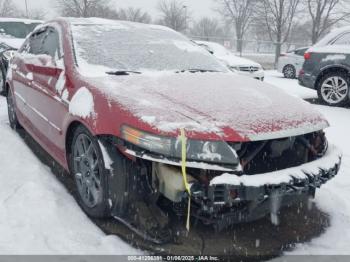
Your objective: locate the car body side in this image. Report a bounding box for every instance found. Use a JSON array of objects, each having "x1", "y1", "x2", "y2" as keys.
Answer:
[{"x1": 299, "y1": 47, "x2": 350, "y2": 91}]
